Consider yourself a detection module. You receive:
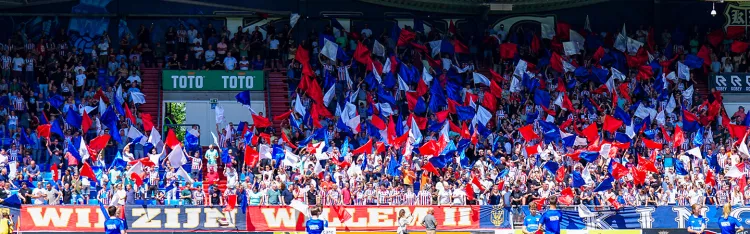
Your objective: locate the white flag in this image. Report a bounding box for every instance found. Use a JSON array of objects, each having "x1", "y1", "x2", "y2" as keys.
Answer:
[
  {"x1": 682, "y1": 85, "x2": 694, "y2": 101},
  {"x1": 563, "y1": 41, "x2": 580, "y2": 56},
  {"x1": 627, "y1": 37, "x2": 643, "y2": 54},
  {"x1": 634, "y1": 104, "x2": 652, "y2": 119},
  {"x1": 410, "y1": 118, "x2": 422, "y2": 144},
  {"x1": 614, "y1": 34, "x2": 628, "y2": 52},
  {"x1": 569, "y1": 29, "x2": 585, "y2": 48},
  {"x1": 578, "y1": 204, "x2": 596, "y2": 218},
  {"x1": 582, "y1": 166, "x2": 595, "y2": 185},
  {"x1": 655, "y1": 111, "x2": 665, "y2": 126},
  {"x1": 289, "y1": 200, "x2": 310, "y2": 216},
  {"x1": 210, "y1": 132, "x2": 219, "y2": 147},
  {"x1": 509, "y1": 76, "x2": 522, "y2": 93},
  {"x1": 383, "y1": 57, "x2": 392, "y2": 74},
  {"x1": 429, "y1": 40, "x2": 442, "y2": 57},
  {"x1": 127, "y1": 161, "x2": 144, "y2": 175},
  {"x1": 473, "y1": 105, "x2": 492, "y2": 126},
  {"x1": 584, "y1": 15, "x2": 592, "y2": 32},
  {"x1": 176, "y1": 166, "x2": 194, "y2": 184},
  {"x1": 168, "y1": 145, "x2": 187, "y2": 167},
  {"x1": 666, "y1": 95, "x2": 677, "y2": 113},
  {"x1": 293, "y1": 94, "x2": 306, "y2": 116},
  {"x1": 373, "y1": 40, "x2": 385, "y2": 57},
  {"x1": 127, "y1": 126, "x2": 146, "y2": 144},
  {"x1": 346, "y1": 115, "x2": 360, "y2": 134},
  {"x1": 321, "y1": 39, "x2": 338, "y2": 62},
  {"x1": 259, "y1": 144, "x2": 272, "y2": 159},
  {"x1": 290, "y1": 13, "x2": 300, "y2": 28},
  {"x1": 323, "y1": 85, "x2": 335, "y2": 107},
  {"x1": 148, "y1": 126, "x2": 164, "y2": 152},
  {"x1": 739, "y1": 134, "x2": 750, "y2": 157},
  {"x1": 678, "y1": 61, "x2": 690, "y2": 80},
  {"x1": 371, "y1": 62, "x2": 381, "y2": 83},
  {"x1": 665, "y1": 71, "x2": 677, "y2": 81},
  {"x1": 513, "y1": 60, "x2": 528, "y2": 79},
  {"x1": 541, "y1": 23, "x2": 555, "y2": 39},
  {"x1": 116, "y1": 85, "x2": 125, "y2": 105},
  {"x1": 215, "y1": 105, "x2": 225, "y2": 124},
  {"x1": 397, "y1": 75, "x2": 411, "y2": 91},
  {"x1": 99, "y1": 98, "x2": 106, "y2": 115},
  {"x1": 79, "y1": 139, "x2": 91, "y2": 161},
  {"x1": 422, "y1": 67, "x2": 433, "y2": 84},
  {"x1": 611, "y1": 68, "x2": 626, "y2": 81},
  {"x1": 130, "y1": 91, "x2": 146, "y2": 104},
  {"x1": 563, "y1": 60, "x2": 577, "y2": 73},
  {"x1": 473, "y1": 72, "x2": 490, "y2": 86}
]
